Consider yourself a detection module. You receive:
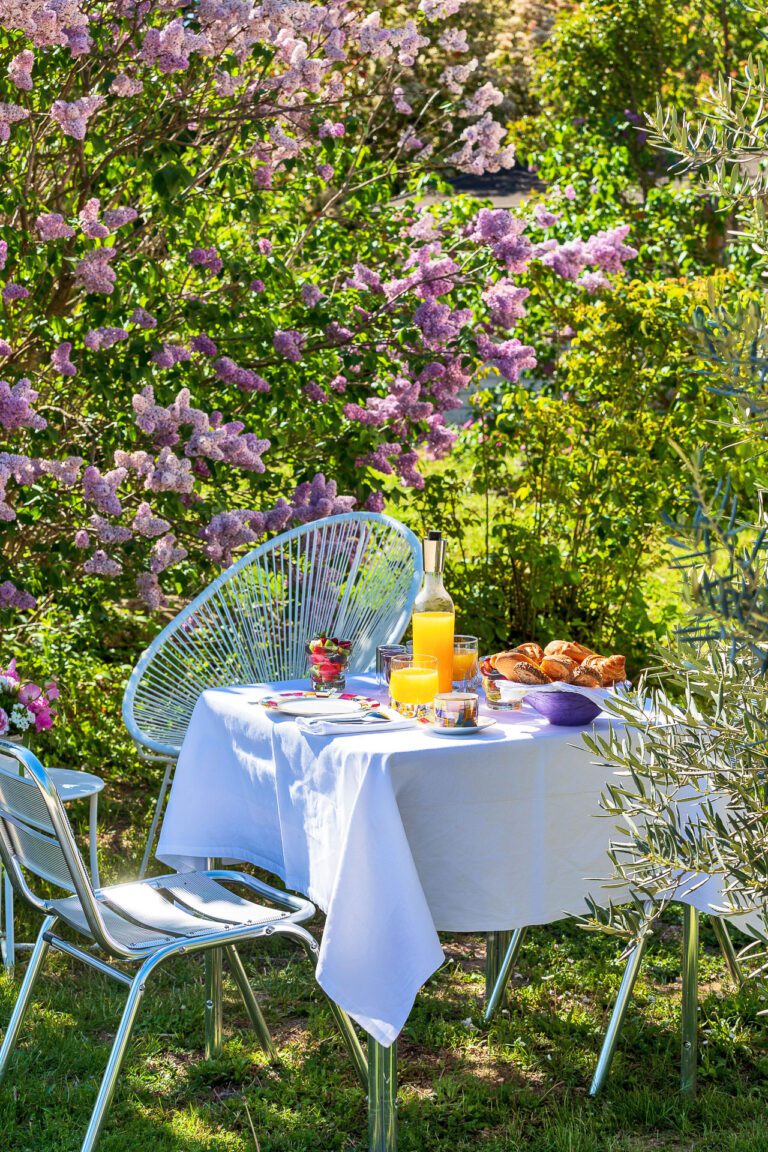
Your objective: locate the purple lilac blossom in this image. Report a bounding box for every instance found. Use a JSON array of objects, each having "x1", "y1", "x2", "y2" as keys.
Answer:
[
  {"x1": 273, "y1": 329, "x2": 304, "y2": 361},
  {"x1": 130, "y1": 307, "x2": 157, "y2": 329},
  {"x1": 75, "y1": 248, "x2": 116, "y2": 294},
  {"x1": 2, "y1": 284, "x2": 28, "y2": 302},
  {"x1": 83, "y1": 550, "x2": 123, "y2": 576},
  {"x1": 483, "y1": 280, "x2": 530, "y2": 329},
  {"x1": 0, "y1": 378, "x2": 46, "y2": 431},
  {"x1": 51, "y1": 95, "x2": 105, "y2": 140},
  {"x1": 51, "y1": 341, "x2": 77, "y2": 376},
  {"x1": 189, "y1": 246, "x2": 223, "y2": 274},
  {"x1": 36, "y1": 212, "x2": 75, "y2": 240},
  {"x1": 8, "y1": 50, "x2": 34, "y2": 90}
]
